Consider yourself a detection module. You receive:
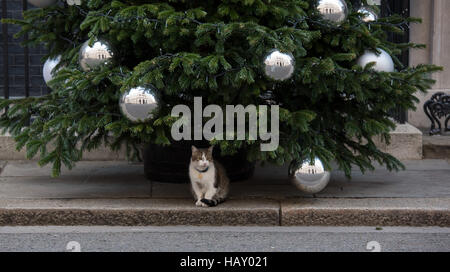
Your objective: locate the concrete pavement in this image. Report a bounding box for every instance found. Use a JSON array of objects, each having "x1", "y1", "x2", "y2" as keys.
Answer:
[
  {"x1": 1, "y1": 160, "x2": 449, "y2": 199},
  {"x1": 0, "y1": 160, "x2": 449, "y2": 226}
]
